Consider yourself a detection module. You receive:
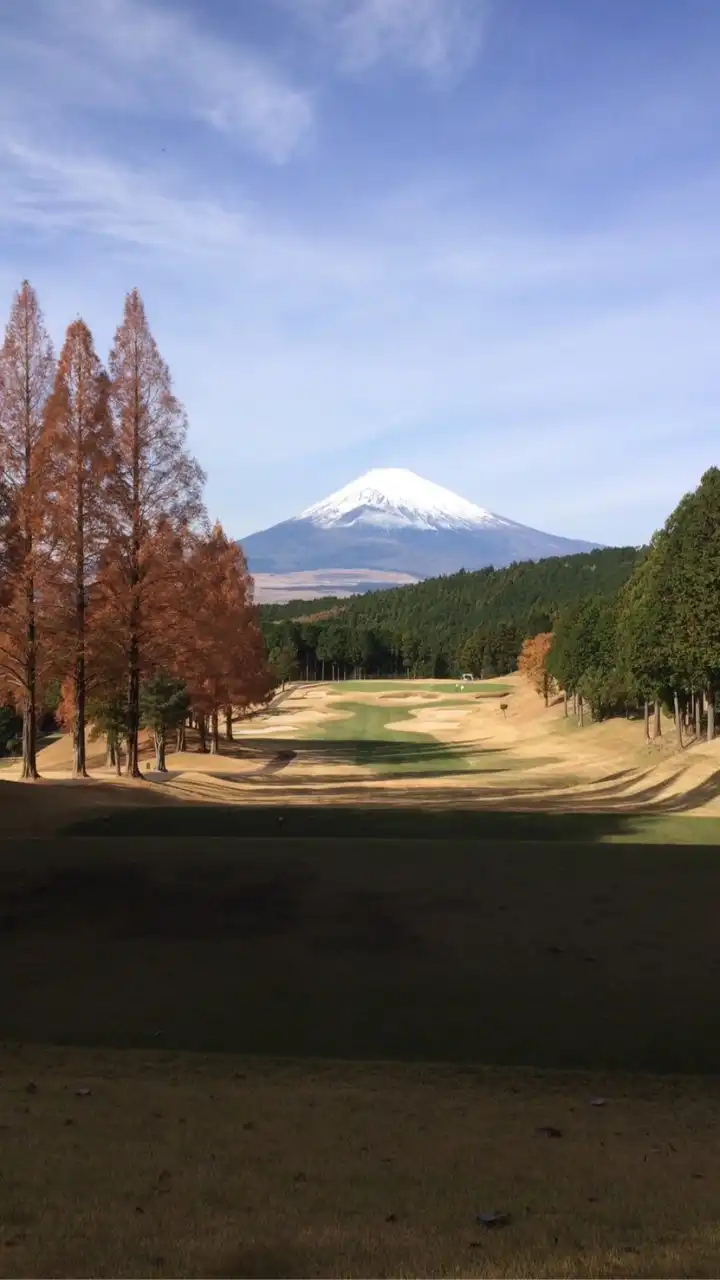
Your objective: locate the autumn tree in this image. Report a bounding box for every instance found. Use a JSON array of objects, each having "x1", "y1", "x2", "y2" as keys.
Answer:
[
  {"x1": 518, "y1": 632, "x2": 554, "y2": 704},
  {"x1": 44, "y1": 320, "x2": 114, "y2": 777},
  {"x1": 0, "y1": 473, "x2": 20, "y2": 609},
  {"x1": 0, "y1": 282, "x2": 55, "y2": 778},
  {"x1": 183, "y1": 525, "x2": 269, "y2": 753},
  {"x1": 106, "y1": 290, "x2": 205, "y2": 777}
]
